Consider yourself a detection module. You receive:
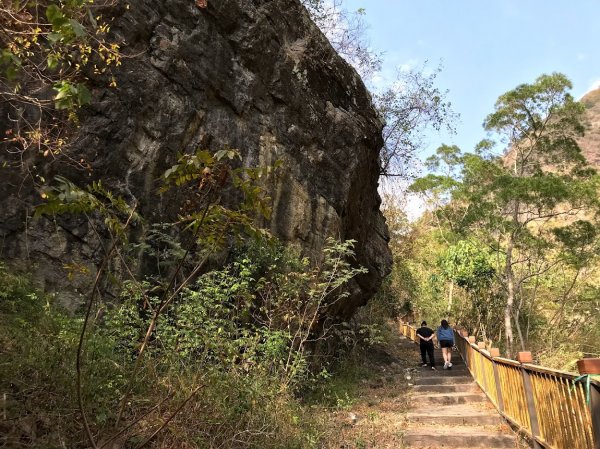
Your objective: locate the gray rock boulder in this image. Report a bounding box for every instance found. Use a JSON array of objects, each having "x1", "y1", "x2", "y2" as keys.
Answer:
[{"x1": 0, "y1": 0, "x2": 391, "y2": 317}]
